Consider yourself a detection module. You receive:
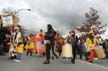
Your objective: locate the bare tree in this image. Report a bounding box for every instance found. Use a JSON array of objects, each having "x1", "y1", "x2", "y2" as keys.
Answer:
[{"x1": 76, "y1": 7, "x2": 106, "y2": 35}]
